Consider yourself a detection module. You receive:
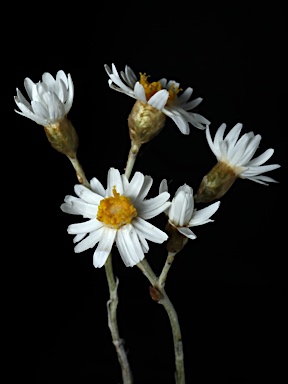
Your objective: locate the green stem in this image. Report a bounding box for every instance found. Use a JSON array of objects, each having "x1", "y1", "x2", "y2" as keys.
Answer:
[{"x1": 105, "y1": 254, "x2": 133, "y2": 384}]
